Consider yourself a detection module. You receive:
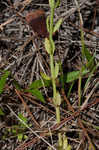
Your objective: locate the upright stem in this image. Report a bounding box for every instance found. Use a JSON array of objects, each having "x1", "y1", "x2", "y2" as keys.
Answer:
[
  {"x1": 49, "y1": 2, "x2": 56, "y2": 101},
  {"x1": 49, "y1": 14, "x2": 62, "y2": 150},
  {"x1": 49, "y1": 1, "x2": 62, "y2": 147},
  {"x1": 49, "y1": 7, "x2": 54, "y2": 42},
  {"x1": 50, "y1": 55, "x2": 56, "y2": 99},
  {"x1": 50, "y1": 50, "x2": 62, "y2": 148},
  {"x1": 78, "y1": 74, "x2": 82, "y2": 106},
  {"x1": 56, "y1": 106, "x2": 62, "y2": 147}
]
